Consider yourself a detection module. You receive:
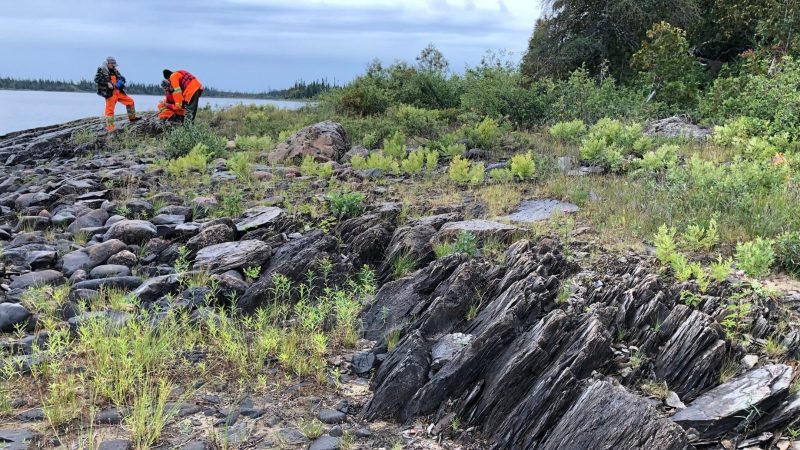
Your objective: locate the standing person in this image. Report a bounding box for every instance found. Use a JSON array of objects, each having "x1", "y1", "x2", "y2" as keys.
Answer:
[
  {"x1": 156, "y1": 80, "x2": 185, "y2": 122},
  {"x1": 94, "y1": 56, "x2": 140, "y2": 131},
  {"x1": 162, "y1": 69, "x2": 203, "y2": 123}
]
